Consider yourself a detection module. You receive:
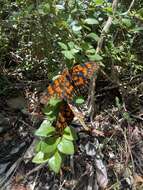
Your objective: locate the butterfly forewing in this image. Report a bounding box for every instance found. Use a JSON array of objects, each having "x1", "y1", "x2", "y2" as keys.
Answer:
[{"x1": 70, "y1": 62, "x2": 99, "y2": 96}]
